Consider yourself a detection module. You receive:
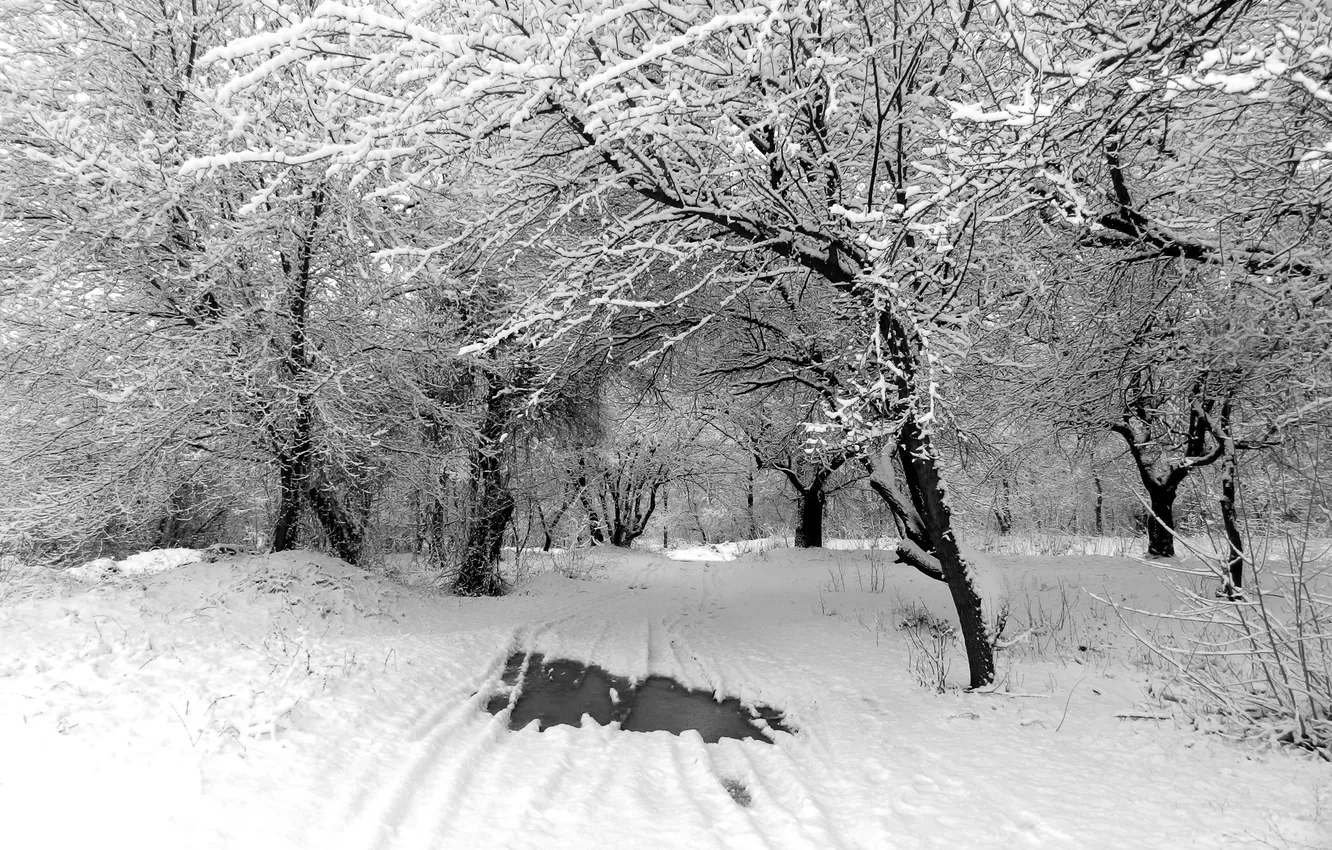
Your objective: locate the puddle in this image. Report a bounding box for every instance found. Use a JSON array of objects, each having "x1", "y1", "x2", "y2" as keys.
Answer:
[{"x1": 485, "y1": 652, "x2": 793, "y2": 743}]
